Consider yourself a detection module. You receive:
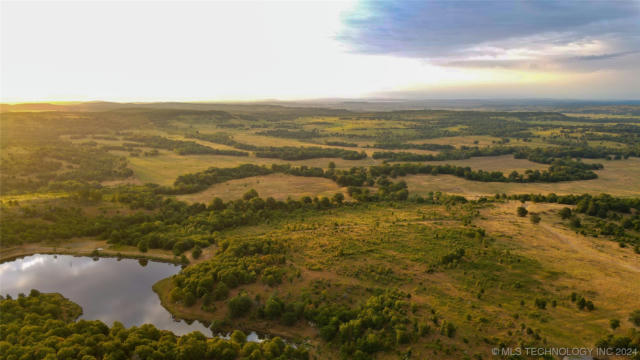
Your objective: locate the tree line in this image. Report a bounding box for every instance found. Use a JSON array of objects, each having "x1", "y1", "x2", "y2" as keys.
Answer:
[
  {"x1": 124, "y1": 135, "x2": 248, "y2": 156},
  {"x1": 373, "y1": 144, "x2": 636, "y2": 164},
  {"x1": 186, "y1": 132, "x2": 366, "y2": 160},
  {"x1": 0, "y1": 291, "x2": 308, "y2": 360}
]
